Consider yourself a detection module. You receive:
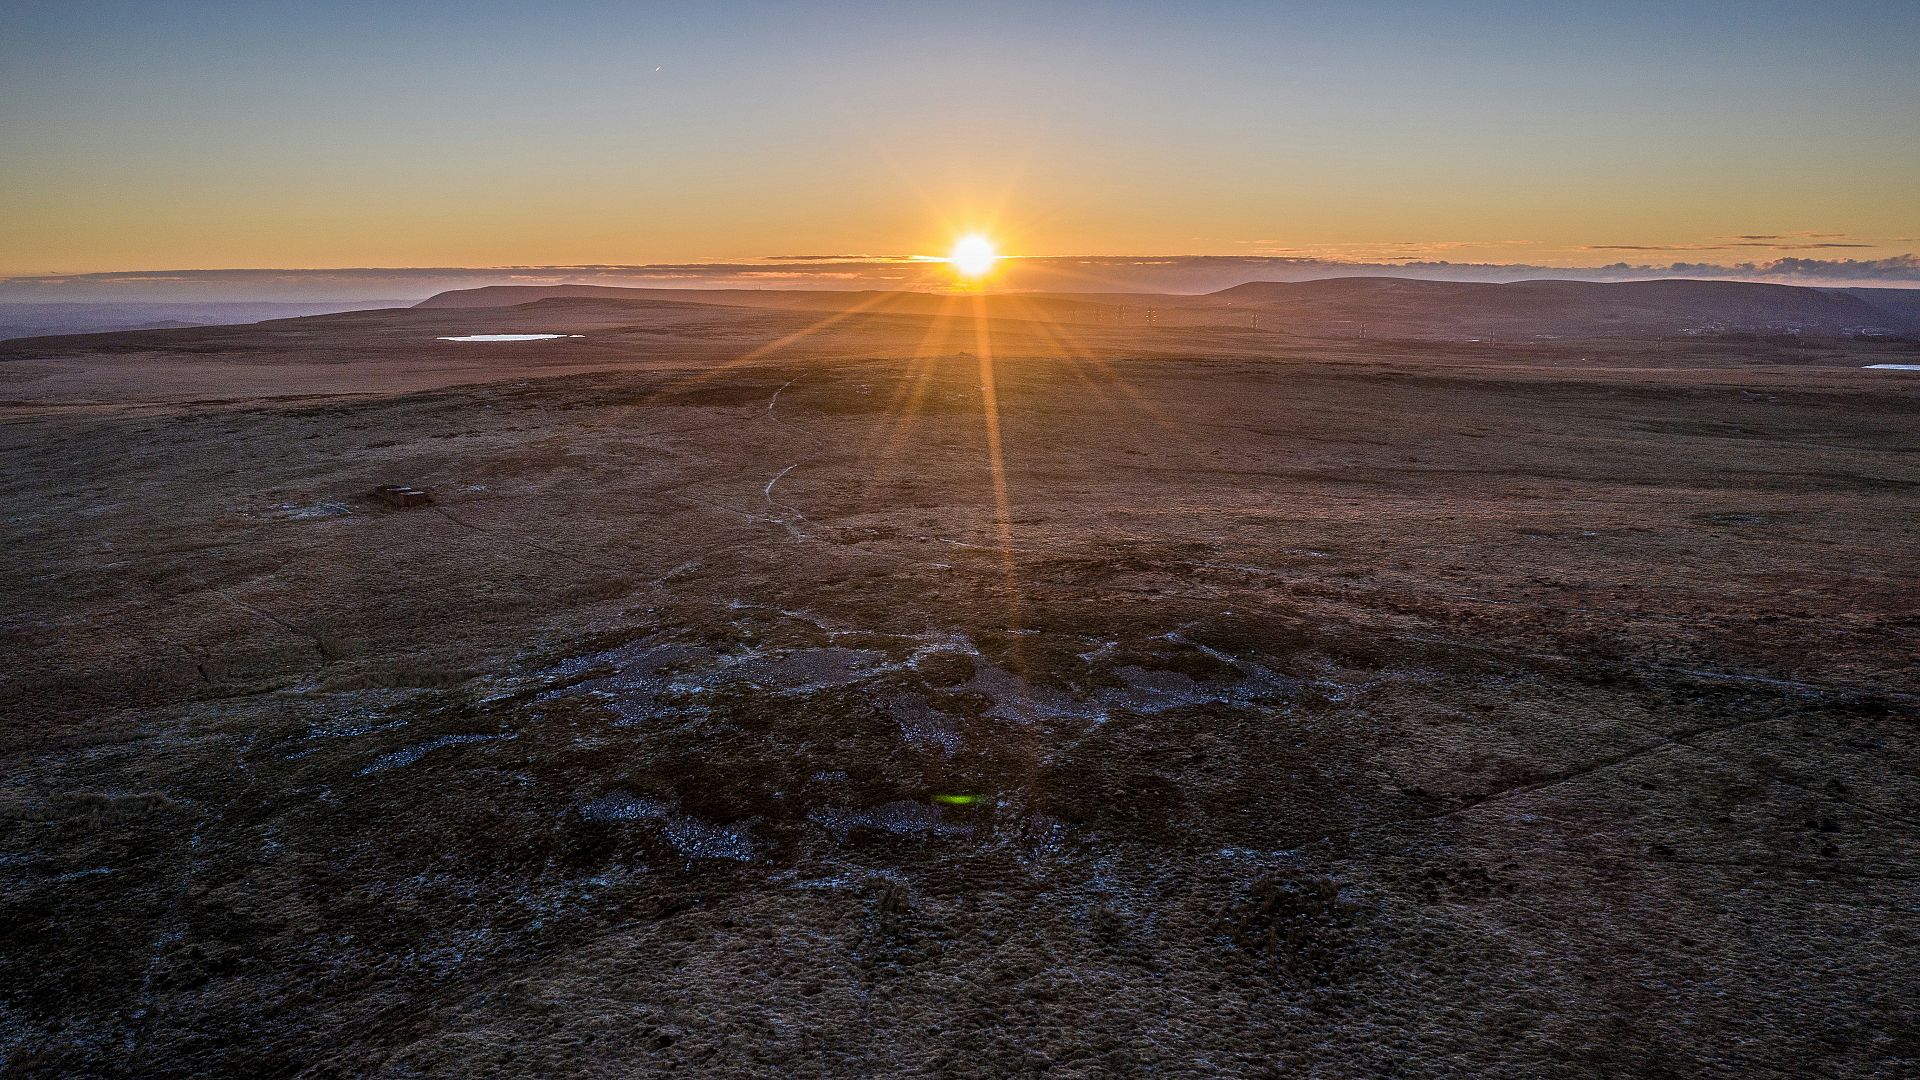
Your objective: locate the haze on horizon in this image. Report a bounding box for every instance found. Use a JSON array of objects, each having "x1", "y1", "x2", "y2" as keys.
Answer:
[{"x1": 2, "y1": 0, "x2": 1918, "y2": 280}]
